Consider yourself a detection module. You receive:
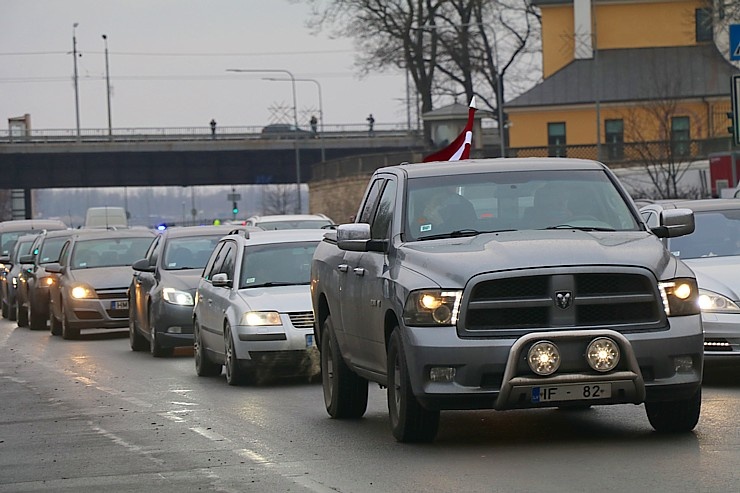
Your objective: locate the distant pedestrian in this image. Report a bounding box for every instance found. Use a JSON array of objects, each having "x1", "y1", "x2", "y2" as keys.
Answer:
[
  {"x1": 310, "y1": 115, "x2": 318, "y2": 137},
  {"x1": 366, "y1": 113, "x2": 375, "y2": 136},
  {"x1": 210, "y1": 119, "x2": 217, "y2": 139}
]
